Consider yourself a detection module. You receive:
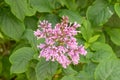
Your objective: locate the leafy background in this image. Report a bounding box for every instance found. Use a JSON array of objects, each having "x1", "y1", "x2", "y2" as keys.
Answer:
[{"x1": 0, "y1": 0, "x2": 120, "y2": 80}]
